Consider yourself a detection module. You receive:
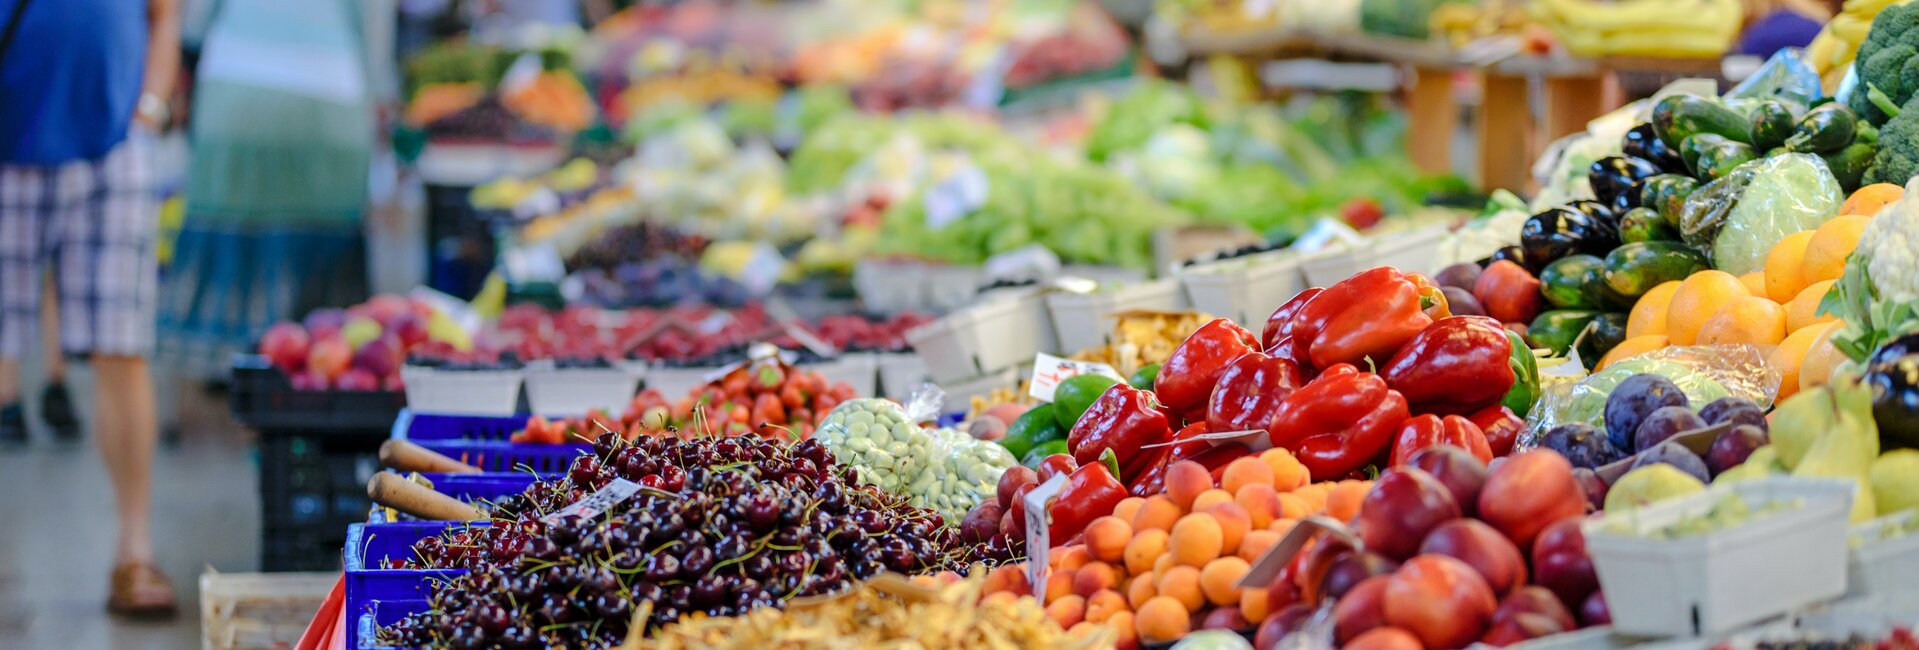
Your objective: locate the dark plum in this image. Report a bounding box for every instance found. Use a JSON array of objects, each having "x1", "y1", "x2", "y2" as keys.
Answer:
[
  {"x1": 1604, "y1": 374, "x2": 1688, "y2": 451},
  {"x1": 1538, "y1": 423, "x2": 1622, "y2": 469},
  {"x1": 1698, "y1": 397, "x2": 1767, "y2": 430},
  {"x1": 1630, "y1": 440, "x2": 1711, "y2": 483},
  {"x1": 1706, "y1": 424, "x2": 1769, "y2": 476},
  {"x1": 1634, "y1": 405, "x2": 1706, "y2": 452}
]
